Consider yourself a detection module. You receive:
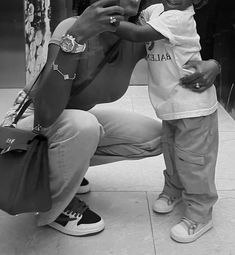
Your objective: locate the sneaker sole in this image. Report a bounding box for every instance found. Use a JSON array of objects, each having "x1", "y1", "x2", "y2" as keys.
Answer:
[
  {"x1": 48, "y1": 219, "x2": 105, "y2": 236},
  {"x1": 170, "y1": 220, "x2": 213, "y2": 243},
  {"x1": 152, "y1": 198, "x2": 182, "y2": 214}
]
